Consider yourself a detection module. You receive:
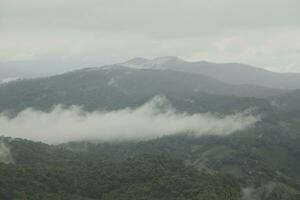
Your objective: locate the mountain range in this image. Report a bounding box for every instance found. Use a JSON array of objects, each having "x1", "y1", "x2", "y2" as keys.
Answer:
[
  {"x1": 0, "y1": 65, "x2": 284, "y2": 115},
  {"x1": 1, "y1": 57, "x2": 300, "y2": 199},
  {"x1": 122, "y1": 57, "x2": 300, "y2": 89}
]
